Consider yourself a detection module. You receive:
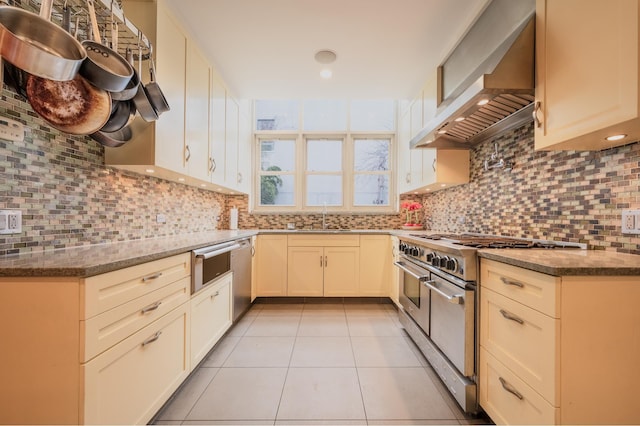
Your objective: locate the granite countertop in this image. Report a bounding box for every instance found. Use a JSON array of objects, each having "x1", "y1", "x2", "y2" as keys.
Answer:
[
  {"x1": 479, "y1": 248, "x2": 640, "y2": 276},
  {"x1": 0, "y1": 230, "x2": 258, "y2": 278}
]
